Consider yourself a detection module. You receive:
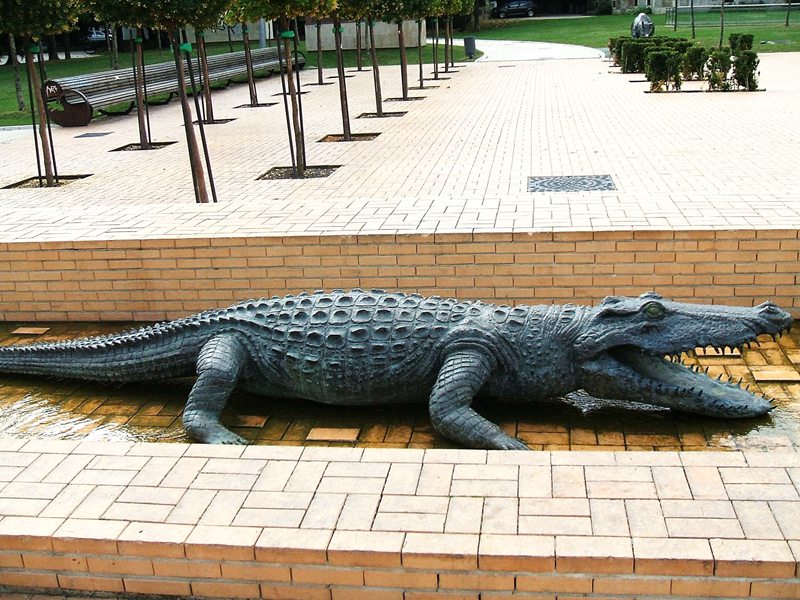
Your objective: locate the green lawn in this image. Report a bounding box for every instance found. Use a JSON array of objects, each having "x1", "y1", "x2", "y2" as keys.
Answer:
[
  {"x1": 467, "y1": 14, "x2": 800, "y2": 52},
  {"x1": 0, "y1": 41, "x2": 473, "y2": 127}
]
